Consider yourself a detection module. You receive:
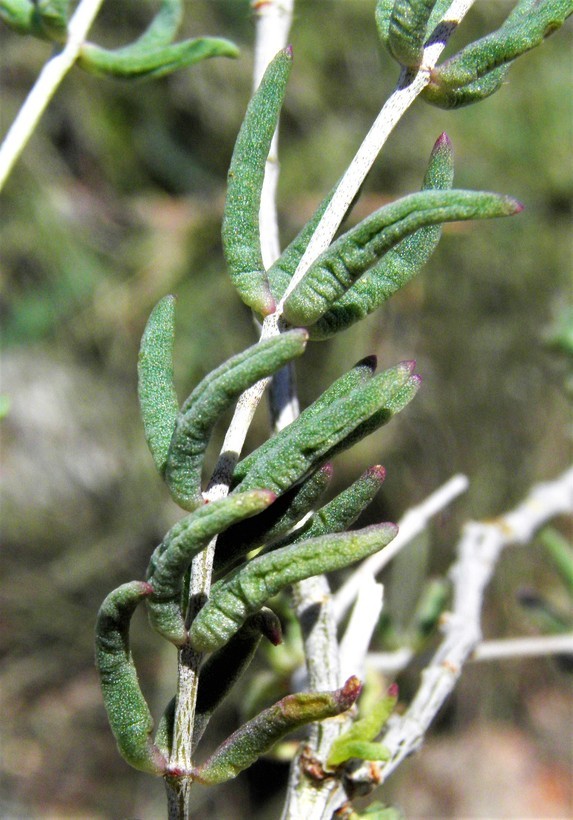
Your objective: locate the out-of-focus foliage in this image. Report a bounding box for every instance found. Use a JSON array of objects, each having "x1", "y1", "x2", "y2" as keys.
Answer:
[{"x1": 1, "y1": 1, "x2": 571, "y2": 817}]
